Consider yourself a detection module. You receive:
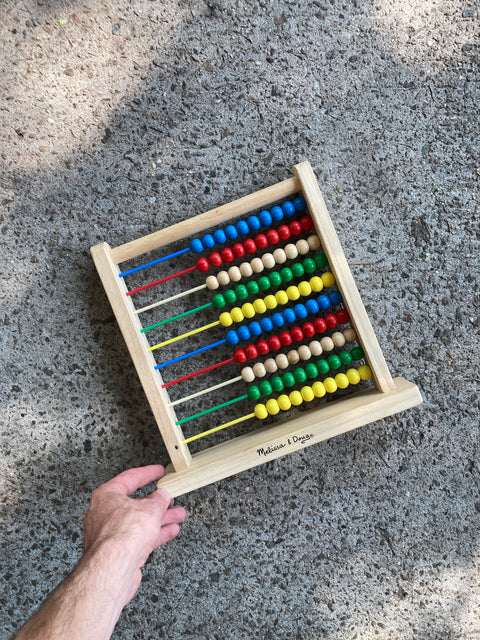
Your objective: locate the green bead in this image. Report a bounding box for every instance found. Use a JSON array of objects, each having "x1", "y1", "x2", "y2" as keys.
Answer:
[
  {"x1": 292, "y1": 263, "x2": 305, "y2": 278},
  {"x1": 351, "y1": 346, "x2": 364, "y2": 361},
  {"x1": 271, "y1": 376, "x2": 284, "y2": 392},
  {"x1": 305, "y1": 362, "x2": 318, "y2": 379},
  {"x1": 315, "y1": 253, "x2": 328, "y2": 269},
  {"x1": 280, "y1": 267, "x2": 293, "y2": 283},
  {"x1": 294, "y1": 367, "x2": 307, "y2": 383},
  {"x1": 269, "y1": 271, "x2": 282, "y2": 287},
  {"x1": 259, "y1": 380, "x2": 273, "y2": 396},
  {"x1": 282, "y1": 371, "x2": 296, "y2": 387},
  {"x1": 339, "y1": 351, "x2": 353, "y2": 366},
  {"x1": 303, "y1": 258, "x2": 316, "y2": 274},
  {"x1": 317, "y1": 359, "x2": 330, "y2": 374},
  {"x1": 235, "y1": 284, "x2": 249, "y2": 300},
  {"x1": 258, "y1": 276, "x2": 270, "y2": 291},
  {"x1": 248, "y1": 385, "x2": 261, "y2": 401},
  {"x1": 212, "y1": 294, "x2": 226, "y2": 309},
  {"x1": 224, "y1": 289, "x2": 237, "y2": 304},
  {"x1": 327, "y1": 355, "x2": 342, "y2": 370},
  {"x1": 246, "y1": 280, "x2": 260, "y2": 296}
]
